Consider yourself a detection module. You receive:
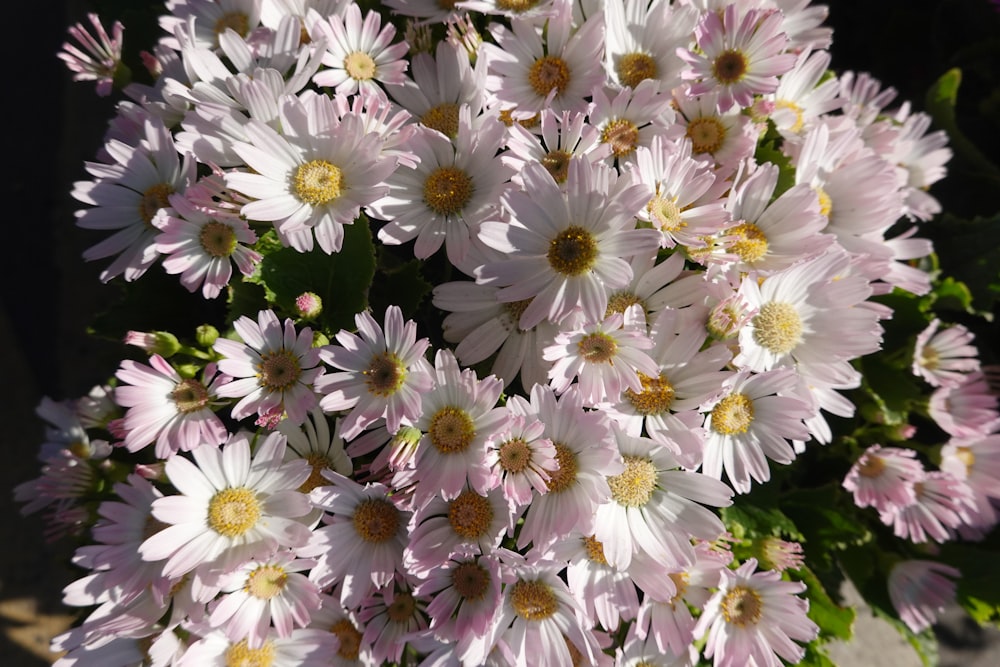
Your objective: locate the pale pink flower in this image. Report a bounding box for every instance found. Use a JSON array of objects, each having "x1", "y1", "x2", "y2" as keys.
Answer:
[
  {"x1": 58, "y1": 13, "x2": 125, "y2": 97},
  {"x1": 485, "y1": 413, "x2": 558, "y2": 508},
  {"x1": 316, "y1": 305, "x2": 434, "y2": 440},
  {"x1": 415, "y1": 552, "x2": 504, "y2": 646},
  {"x1": 176, "y1": 627, "x2": 339, "y2": 667},
  {"x1": 543, "y1": 308, "x2": 659, "y2": 406},
  {"x1": 305, "y1": 594, "x2": 374, "y2": 666},
  {"x1": 940, "y1": 433, "x2": 1000, "y2": 534},
  {"x1": 208, "y1": 550, "x2": 321, "y2": 647},
  {"x1": 357, "y1": 578, "x2": 429, "y2": 664},
  {"x1": 115, "y1": 354, "x2": 228, "y2": 458},
  {"x1": 604, "y1": 0, "x2": 698, "y2": 92},
  {"x1": 139, "y1": 432, "x2": 312, "y2": 579},
  {"x1": 884, "y1": 471, "x2": 975, "y2": 544},
  {"x1": 670, "y1": 87, "x2": 759, "y2": 174},
  {"x1": 929, "y1": 371, "x2": 1000, "y2": 438},
  {"x1": 888, "y1": 560, "x2": 960, "y2": 634},
  {"x1": 302, "y1": 474, "x2": 410, "y2": 609},
  {"x1": 678, "y1": 5, "x2": 797, "y2": 112},
  {"x1": 589, "y1": 80, "x2": 675, "y2": 164},
  {"x1": 842, "y1": 444, "x2": 925, "y2": 514},
  {"x1": 502, "y1": 109, "x2": 610, "y2": 190},
  {"x1": 695, "y1": 557, "x2": 818, "y2": 667},
  {"x1": 912, "y1": 318, "x2": 981, "y2": 388},
  {"x1": 548, "y1": 532, "x2": 640, "y2": 632},
  {"x1": 214, "y1": 309, "x2": 323, "y2": 426}
]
